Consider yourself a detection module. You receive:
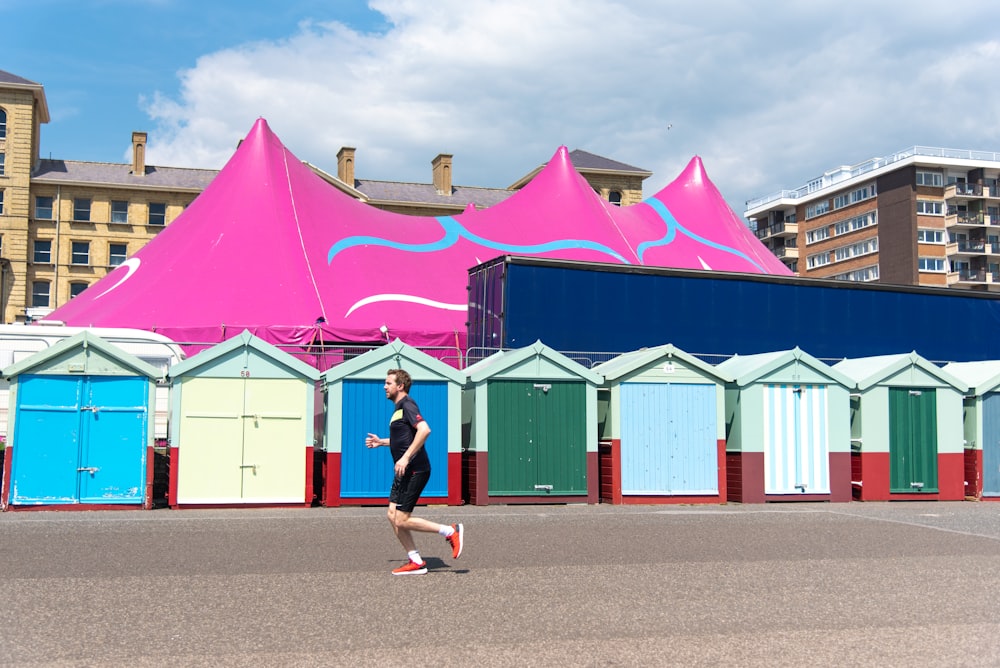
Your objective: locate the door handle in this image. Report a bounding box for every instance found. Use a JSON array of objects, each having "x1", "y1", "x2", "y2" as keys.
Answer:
[
  {"x1": 239, "y1": 464, "x2": 259, "y2": 474},
  {"x1": 77, "y1": 467, "x2": 100, "y2": 474}
]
